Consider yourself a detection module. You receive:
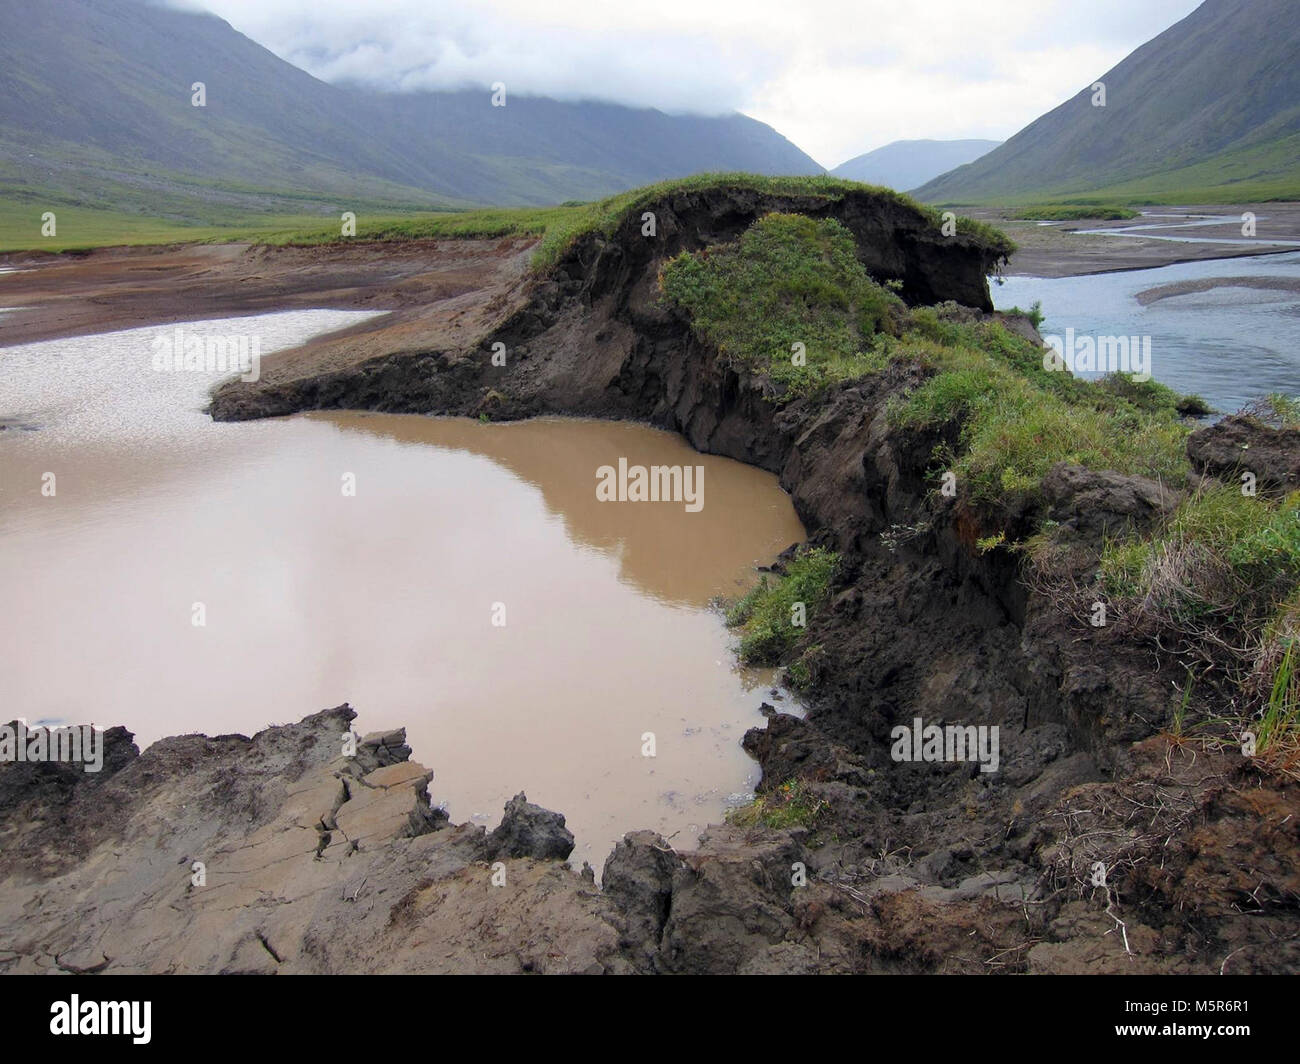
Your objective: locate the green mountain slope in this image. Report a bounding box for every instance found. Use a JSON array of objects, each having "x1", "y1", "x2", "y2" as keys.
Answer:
[
  {"x1": 0, "y1": 0, "x2": 821, "y2": 219},
  {"x1": 915, "y1": 0, "x2": 1300, "y2": 204}
]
